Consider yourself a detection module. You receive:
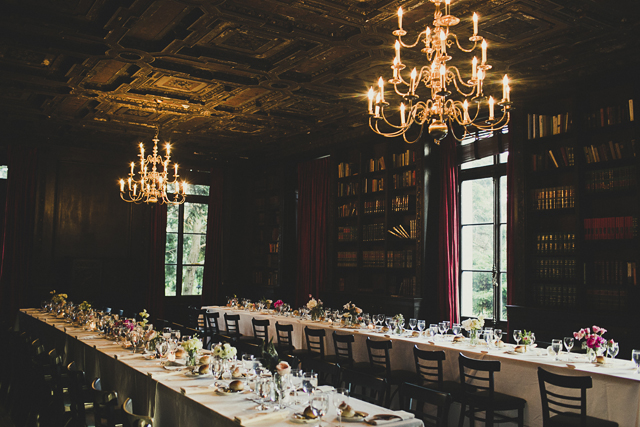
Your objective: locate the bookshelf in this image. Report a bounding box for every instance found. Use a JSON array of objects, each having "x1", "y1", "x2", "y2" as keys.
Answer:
[
  {"x1": 329, "y1": 140, "x2": 425, "y2": 319},
  {"x1": 523, "y1": 91, "x2": 638, "y2": 315},
  {"x1": 251, "y1": 172, "x2": 282, "y2": 289}
]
